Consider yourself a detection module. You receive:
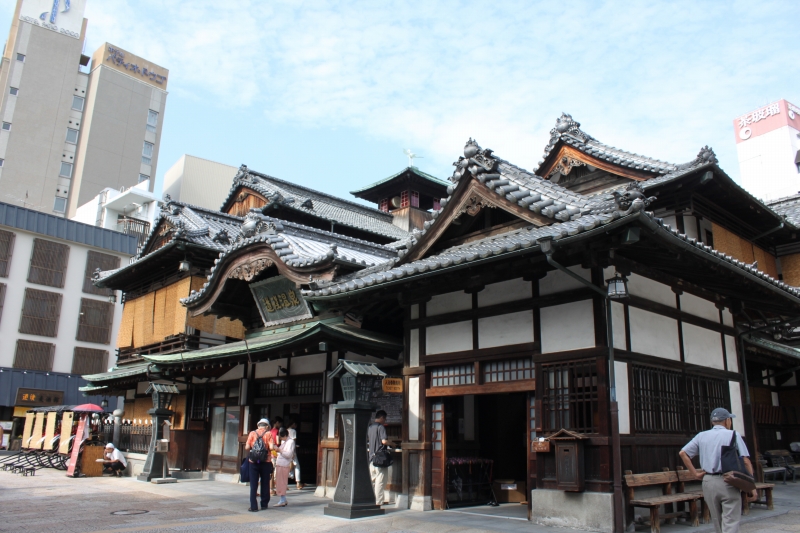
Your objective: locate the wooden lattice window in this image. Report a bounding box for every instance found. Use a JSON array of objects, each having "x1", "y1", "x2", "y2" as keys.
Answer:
[
  {"x1": 190, "y1": 387, "x2": 207, "y2": 420},
  {"x1": 542, "y1": 359, "x2": 598, "y2": 434},
  {"x1": 686, "y1": 375, "x2": 727, "y2": 434},
  {"x1": 0, "y1": 283, "x2": 5, "y2": 324},
  {"x1": 292, "y1": 378, "x2": 323, "y2": 396},
  {"x1": 83, "y1": 251, "x2": 120, "y2": 295},
  {"x1": 28, "y1": 239, "x2": 70, "y2": 288},
  {"x1": 401, "y1": 190, "x2": 410, "y2": 208},
  {"x1": 631, "y1": 365, "x2": 684, "y2": 434},
  {"x1": 483, "y1": 358, "x2": 533, "y2": 382},
  {"x1": 76, "y1": 298, "x2": 114, "y2": 344},
  {"x1": 13, "y1": 340, "x2": 55, "y2": 371},
  {"x1": 257, "y1": 381, "x2": 288, "y2": 397},
  {"x1": 431, "y1": 364, "x2": 475, "y2": 387},
  {"x1": 379, "y1": 198, "x2": 389, "y2": 212},
  {"x1": 410, "y1": 190, "x2": 420, "y2": 208},
  {"x1": 19, "y1": 288, "x2": 62, "y2": 337},
  {"x1": 71, "y1": 347, "x2": 108, "y2": 375},
  {"x1": 0, "y1": 229, "x2": 15, "y2": 277}
]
